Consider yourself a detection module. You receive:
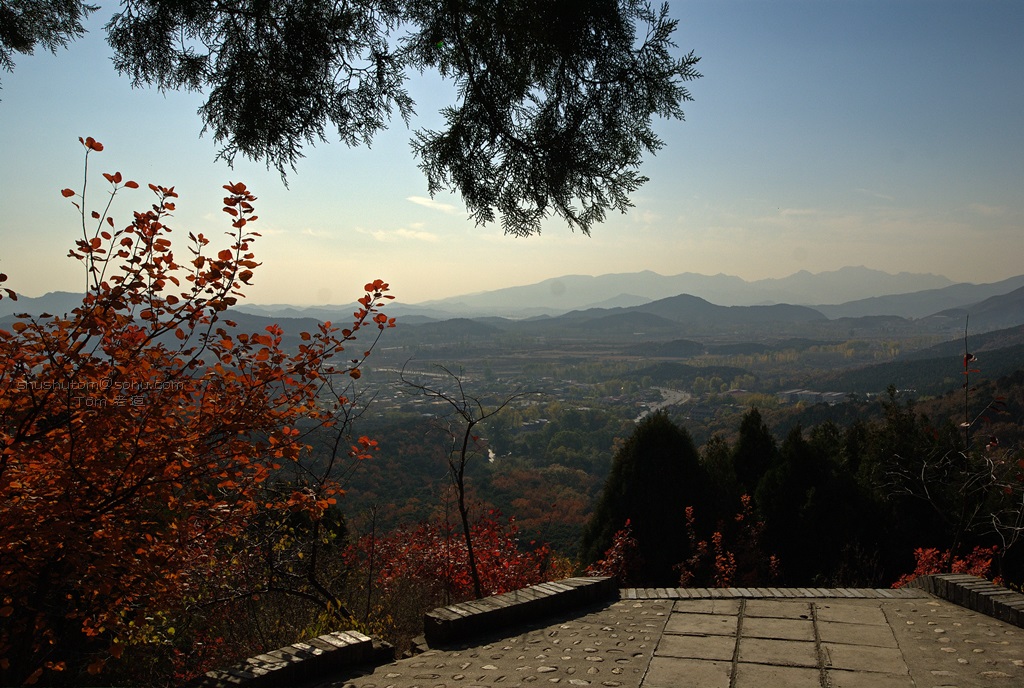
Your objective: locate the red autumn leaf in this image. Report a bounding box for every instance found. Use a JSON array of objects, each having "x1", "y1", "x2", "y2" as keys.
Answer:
[{"x1": 81, "y1": 136, "x2": 104, "y2": 152}]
